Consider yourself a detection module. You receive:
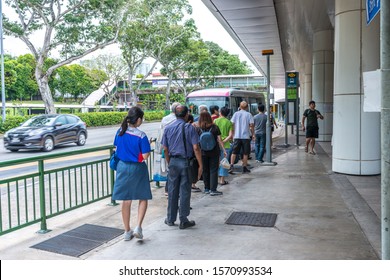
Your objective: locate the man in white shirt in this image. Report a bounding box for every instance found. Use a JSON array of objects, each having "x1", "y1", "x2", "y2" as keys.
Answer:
[{"x1": 229, "y1": 101, "x2": 254, "y2": 173}]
